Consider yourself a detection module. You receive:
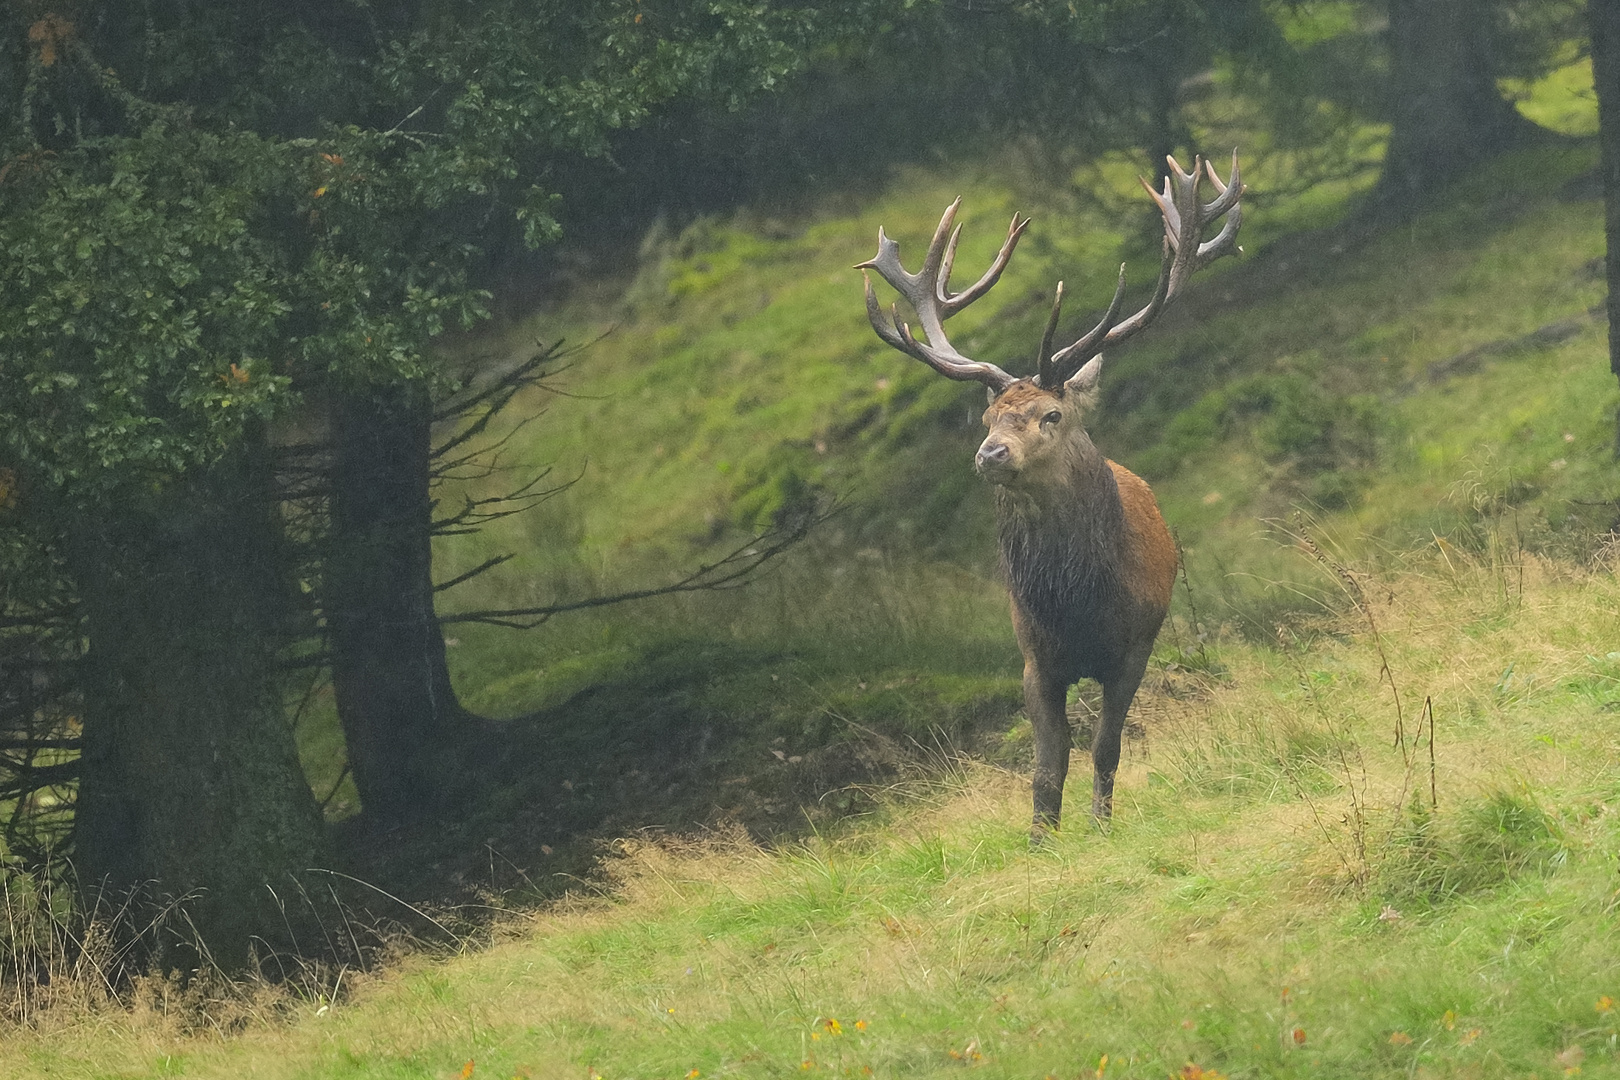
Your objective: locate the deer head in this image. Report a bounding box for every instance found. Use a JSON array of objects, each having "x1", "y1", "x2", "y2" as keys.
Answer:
[{"x1": 857, "y1": 154, "x2": 1244, "y2": 489}]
